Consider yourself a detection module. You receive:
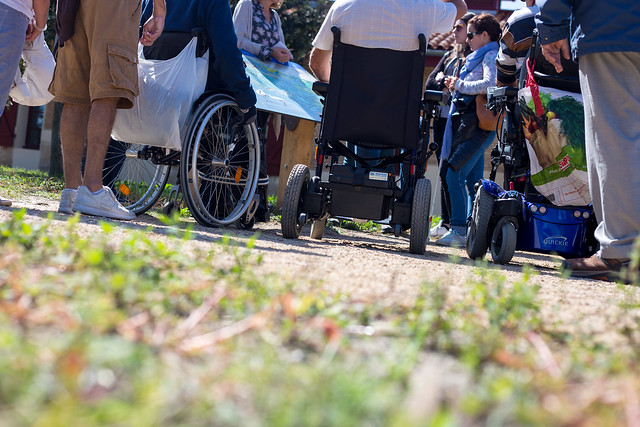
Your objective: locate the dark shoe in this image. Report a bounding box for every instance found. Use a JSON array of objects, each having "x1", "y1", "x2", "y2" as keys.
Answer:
[{"x1": 561, "y1": 254, "x2": 631, "y2": 282}]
